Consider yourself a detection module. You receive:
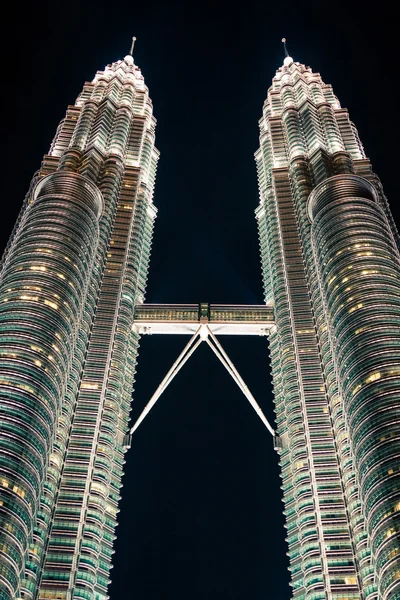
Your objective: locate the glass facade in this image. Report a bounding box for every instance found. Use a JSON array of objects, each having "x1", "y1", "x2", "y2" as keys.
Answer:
[
  {"x1": 0, "y1": 53, "x2": 159, "y2": 600},
  {"x1": 256, "y1": 55, "x2": 400, "y2": 598}
]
